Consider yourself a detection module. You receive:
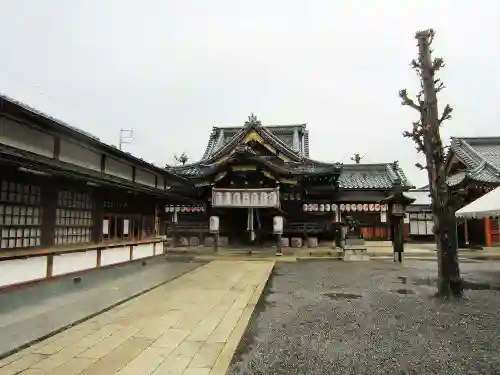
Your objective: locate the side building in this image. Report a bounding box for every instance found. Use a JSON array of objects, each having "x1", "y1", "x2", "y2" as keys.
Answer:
[
  {"x1": 406, "y1": 186, "x2": 434, "y2": 242},
  {"x1": 446, "y1": 136, "x2": 500, "y2": 247},
  {"x1": 0, "y1": 94, "x2": 194, "y2": 290},
  {"x1": 166, "y1": 114, "x2": 413, "y2": 247}
]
